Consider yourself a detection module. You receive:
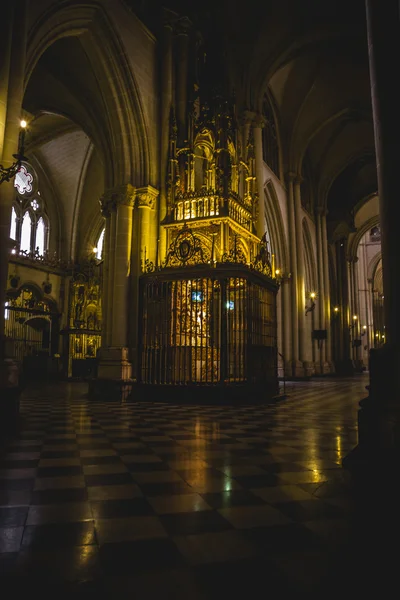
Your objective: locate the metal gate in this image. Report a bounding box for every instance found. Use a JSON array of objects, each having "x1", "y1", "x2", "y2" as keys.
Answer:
[
  {"x1": 138, "y1": 265, "x2": 278, "y2": 391},
  {"x1": 5, "y1": 287, "x2": 54, "y2": 364}
]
